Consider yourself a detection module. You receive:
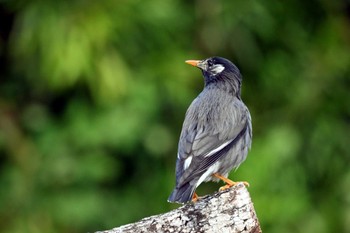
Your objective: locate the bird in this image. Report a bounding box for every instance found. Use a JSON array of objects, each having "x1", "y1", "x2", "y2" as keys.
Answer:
[{"x1": 168, "y1": 56, "x2": 252, "y2": 204}]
